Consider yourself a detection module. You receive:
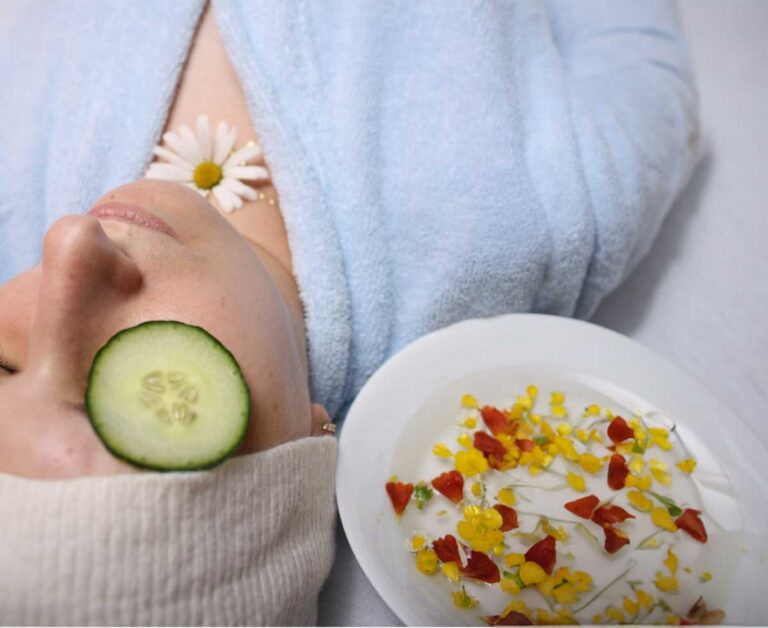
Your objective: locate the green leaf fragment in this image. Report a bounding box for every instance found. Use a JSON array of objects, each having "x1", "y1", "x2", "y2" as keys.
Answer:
[
  {"x1": 533, "y1": 435, "x2": 549, "y2": 446},
  {"x1": 413, "y1": 483, "x2": 434, "y2": 509},
  {"x1": 649, "y1": 491, "x2": 682, "y2": 517}
]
